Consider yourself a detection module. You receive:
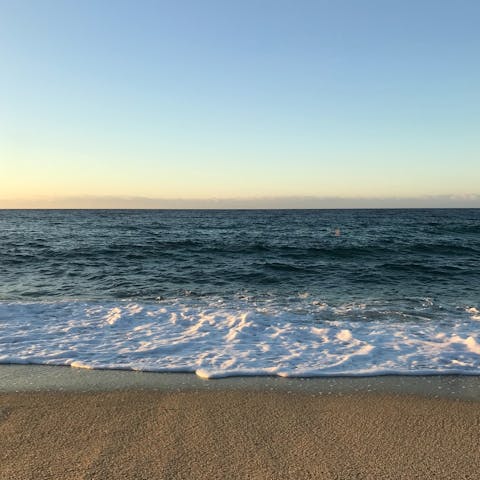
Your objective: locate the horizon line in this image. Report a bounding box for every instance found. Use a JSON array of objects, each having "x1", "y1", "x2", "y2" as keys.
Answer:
[{"x1": 1, "y1": 207, "x2": 480, "y2": 211}]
